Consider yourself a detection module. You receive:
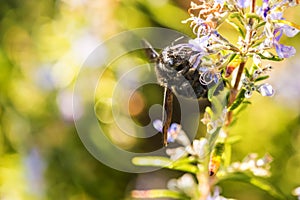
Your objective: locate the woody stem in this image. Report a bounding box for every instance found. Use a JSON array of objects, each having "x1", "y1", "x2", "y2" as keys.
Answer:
[{"x1": 226, "y1": 0, "x2": 256, "y2": 125}]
